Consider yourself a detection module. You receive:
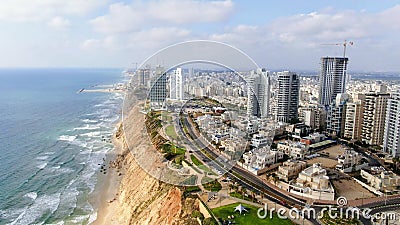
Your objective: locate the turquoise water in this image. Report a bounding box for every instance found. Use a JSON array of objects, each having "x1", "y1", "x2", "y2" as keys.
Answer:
[{"x1": 0, "y1": 68, "x2": 125, "y2": 224}]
